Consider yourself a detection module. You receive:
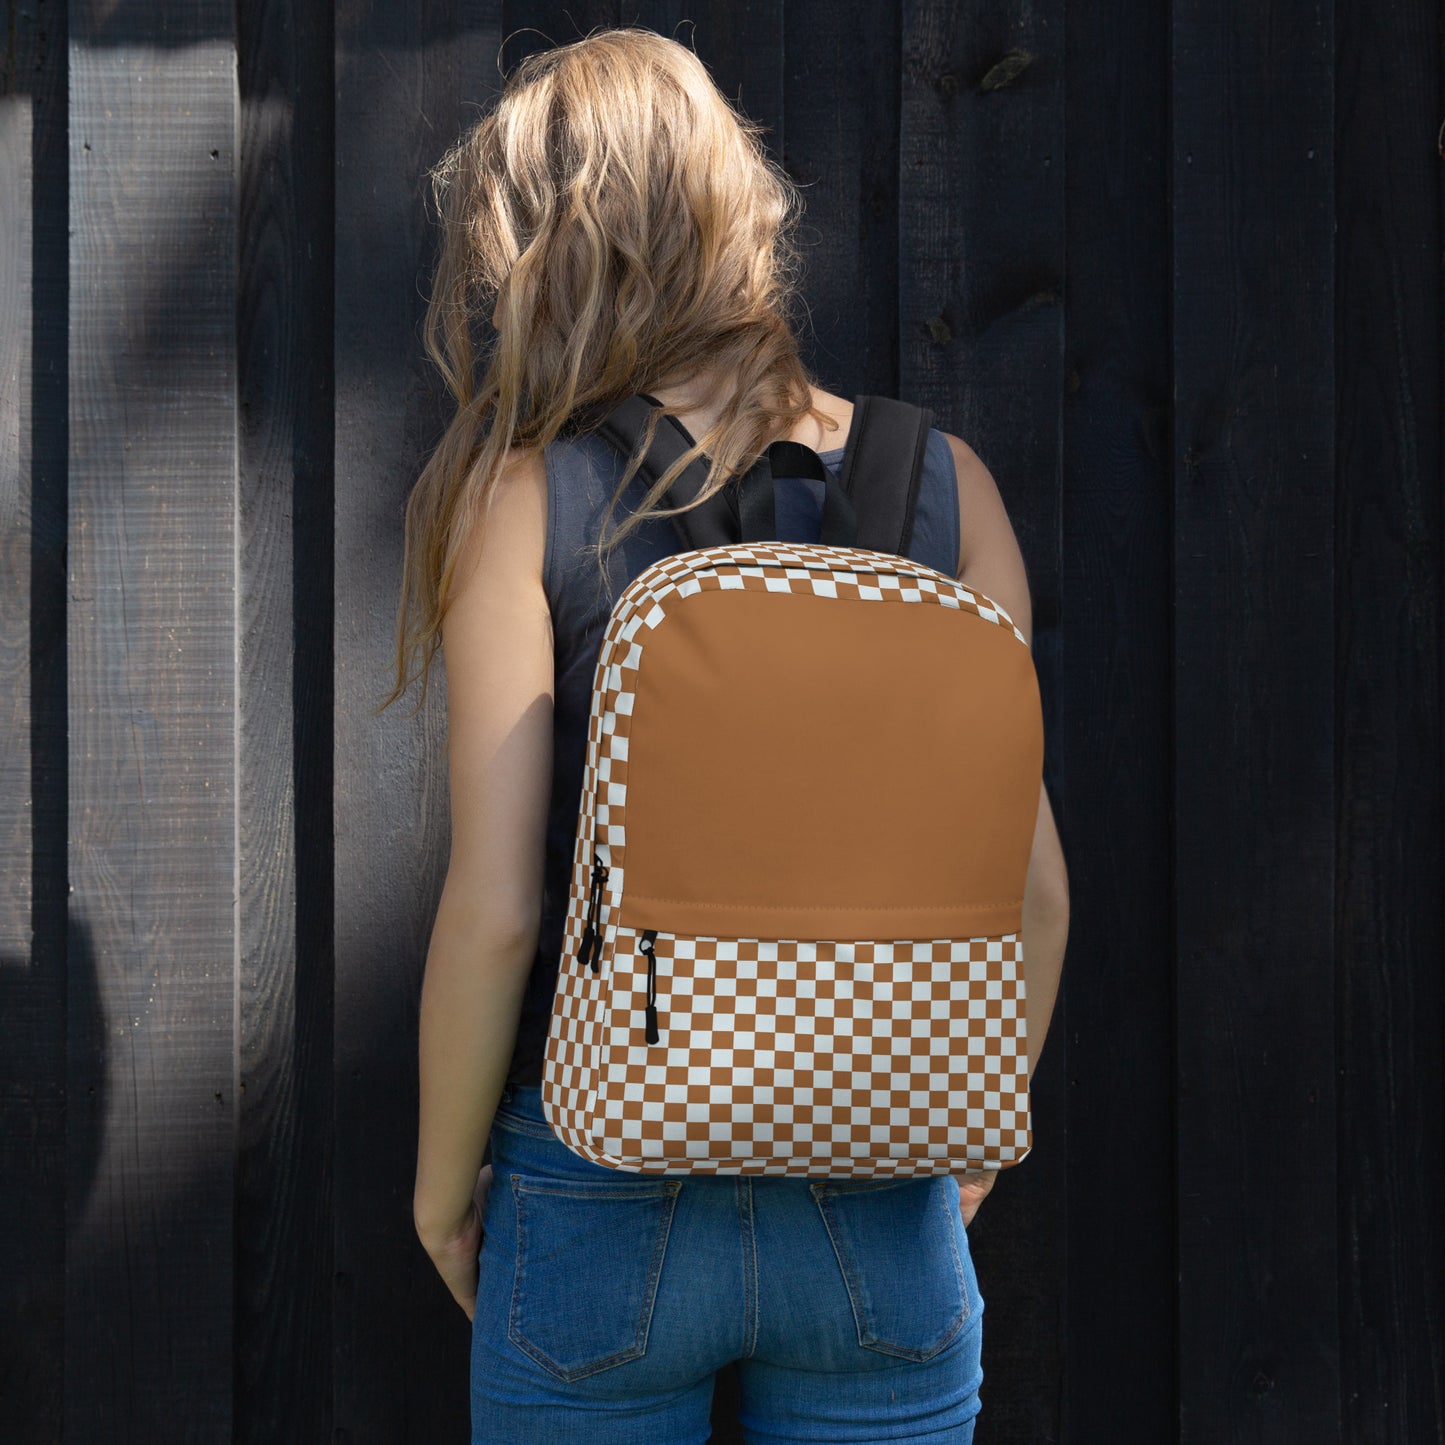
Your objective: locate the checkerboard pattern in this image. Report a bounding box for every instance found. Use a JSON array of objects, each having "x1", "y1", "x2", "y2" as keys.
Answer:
[{"x1": 540, "y1": 541, "x2": 1035, "y2": 1177}]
